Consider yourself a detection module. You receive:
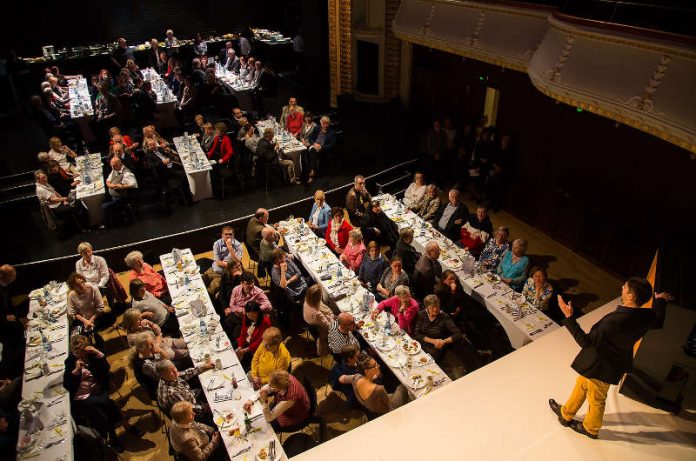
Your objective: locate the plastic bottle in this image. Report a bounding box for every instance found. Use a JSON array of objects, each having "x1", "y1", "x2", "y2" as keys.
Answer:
[
  {"x1": 41, "y1": 331, "x2": 53, "y2": 353},
  {"x1": 199, "y1": 319, "x2": 208, "y2": 337}
]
